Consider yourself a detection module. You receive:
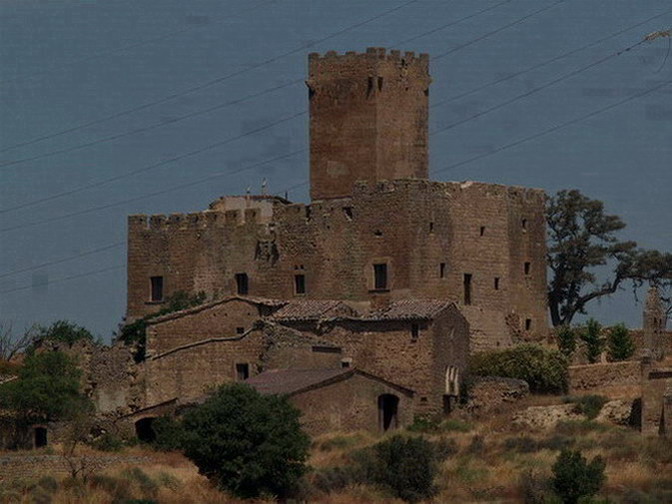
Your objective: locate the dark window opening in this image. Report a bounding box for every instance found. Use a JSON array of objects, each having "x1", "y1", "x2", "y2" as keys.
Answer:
[
  {"x1": 312, "y1": 346, "x2": 341, "y2": 354},
  {"x1": 374, "y1": 229, "x2": 383, "y2": 237},
  {"x1": 443, "y1": 395, "x2": 455, "y2": 415},
  {"x1": 411, "y1": 323, "x2": 419, "y2": 341},
  {"x1": 440, "y1": 263, "x2": 446, "y2": 278},
  {"x1": 373, "y1": 263, "x2": 388, "y2": 290},
  {"x1": 341, "y1": 359, "x2": 351, "y2": 368},
  {"x1": 34, "y1": 427, "x2": 47, "y2": 448},
  {"x1": 424, "y1": 88, "x2": 429, "y2": 97},
  {"x1": 429, "y1": 222, "x2": 434, "y2": 233},
  {"x1": 525, "y1": 319, "x2": 532, "y2": 331},
  {"x1": 420, "y1": 397, "x2": 428, "y2": 403},
  {"x1": 367, "y1": 76, "x2": 374, "y2": 97},
  {"x1": 524, "y1": 262, "x2": 531, "y2": 275},
  {"x1": 294, "y1": 274, "x2": 306, "y2": 294},
  {"x1": 522, "y1": 218, "x2": 528, "y2": 230},
  {"x1": 235, "y1": 273, "x2": 249, "y2": 295},
  {"x1": 343, "y1": 207, "x2": 353, "y2": 220},
  {"x1": 494, "y1": 277, "x2": 500, "y2": 290},
  {"x1": 236, "y1": 363, "x2": 249, "y2": 381},
  {"x1": 308, "y1": 87, "x2": 315, "y2": 100},
  {"x1": 480, "y1": 226, "x2": 486, "y2": 236},
  {"x1": 236, "y1": 327, "x2": 245, "y2": 335},
  {"x1": 135, "y1": 418, "x2": 156, "y2": 443},
  {"x1": 378, "y1": 394, "x2": 399, "y2": 432},
  {"x1": 377, "y1": 76, "x2": 384, "y2": 91},
  {"x1": 150, "y1": 276, "x2": 163, "y2": 302},
  {"x1": 463, "y1": 274, "x2": 472, "y2": 306}
]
